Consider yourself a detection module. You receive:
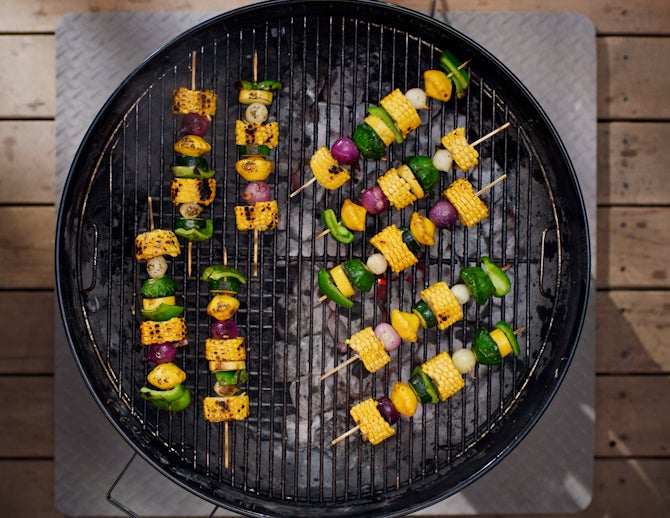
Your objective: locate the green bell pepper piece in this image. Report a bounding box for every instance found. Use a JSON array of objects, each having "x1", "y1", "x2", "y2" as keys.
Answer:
[
  {"x1": 237, "y1": 79, "x2": 255, "y2": 90},
  {"x1": 495, "y1": 320, "x2": 521, "y2": 356},
  {"x1": 317, "y1": 267, "x2": 354, "y2": 309},
  {"x1": 367, "y1": 105, "x2": 404, "y2": 143},
  {"x1": 411, "y1": 300, "x2": 437, "y2": 329},
  {"x1": 239, "y1": 144, "x2": 271, "y2": 156},
  {"x1": 201, "y1": 265, "x2": 246, "y2": 284},
  {"x1": 140, "y1": 383, "x2": 185, "y2": 403},
  {"x1": 175, "y1": 154, "x2": 210, "y2": 169},
  {"x1": 174, "y1": 218, "x2": 214, "y2": 242},
  {"x1": 141, "y1": 275, "x2": 176, "y2": 298},
  {"x1": 353, "y1": 123, "x2": 386, "y2": 159},
  {"x1": 408, "y1": 366, "x2": 439, "y2": 404},
  {"x1": 215, "y1": 369, "x2": 248, "y2": 385},
  {"x1": 341, "y1": 259, "x2": 375, "y2": 292},
  {"x1": 460, "y1": 266, "x2": 496, "y2": 305},
  {"x1": 439, "y1": 49, "x2": 470, "y2": 98},
  {"x1": 406, "y1": 155, "x2": 441, "y2": 192},
  {"x1": 321, "y1": 209, "x2": 354, "y2": 244},
  {"x1": 255, "y1": 79, "x2": 282, "y2": 91},
  {"x1": 140, "y1": 303, "x2": 184, "y2": 321},
  {"x1": 150, "y1": 388, "x2": 192, "y2": 412},
  {"x1": 472, "y1": 327, "x2": 503, "y2": 365},
  {"x1": 480, "y1": 257, "x2": 511, "y2": 297}
]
